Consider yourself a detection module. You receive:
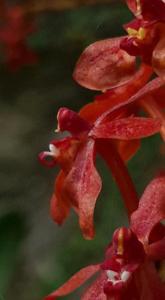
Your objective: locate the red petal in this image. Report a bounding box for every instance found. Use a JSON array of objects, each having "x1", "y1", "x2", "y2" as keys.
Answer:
[
  {"x1": 81, "y1": 272, "x2": 107, "y2": 300},
  {"x1": 136, "y1": 262, "x2": 165, "y2": 299},
  {"x1": 63, "y1": 140, "x2": 102, "y2": 239},
  {"x1": 57, "y1": 107, "x2": 91, "y2": 135},
  {"x1": 94, "y1": 76, "x2": 164, "y2": 126},
  {"x1": 90, "y1": 117, "x2": 161, "y2": 140},
  {"x1": 126, "y1": 0, "x2": 139, "y2": 16},
  {"x1": 73, "y1": 37, "x2": 136, "y2": 91},
  {"x1": 79, "y1": 64, "x2": 152, "y2": 123},
  {"x1": 152, "y1": 85, "x2": 165, "y2": 108},
  {"x1": 152, "y1": 34, "x2": 165, "y2": 81},
  {"x1": 94, "y1": 64, "x2": 152, "y2": 102},
  {"x1": 116, "y1": 139, "x2": 140, "y2": 161},
  {"x1": 50, "y1": 171, "x2": 71, "y2": 225},
  {"x1": 126, "y1": 0, "x2": 165, "y2": 21},
  {"x1": 140, "y1": 0, "x2": 165, "y2": 21},
  {"x1": 131, "y1": 175, "x2": 165, "y2": 244},
  {"x1": 44, "y1": 264, "x2": 100, "y2": 300},
  {"x1": 147, "y1": 237, "x2": 165, "y2": 260}
]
